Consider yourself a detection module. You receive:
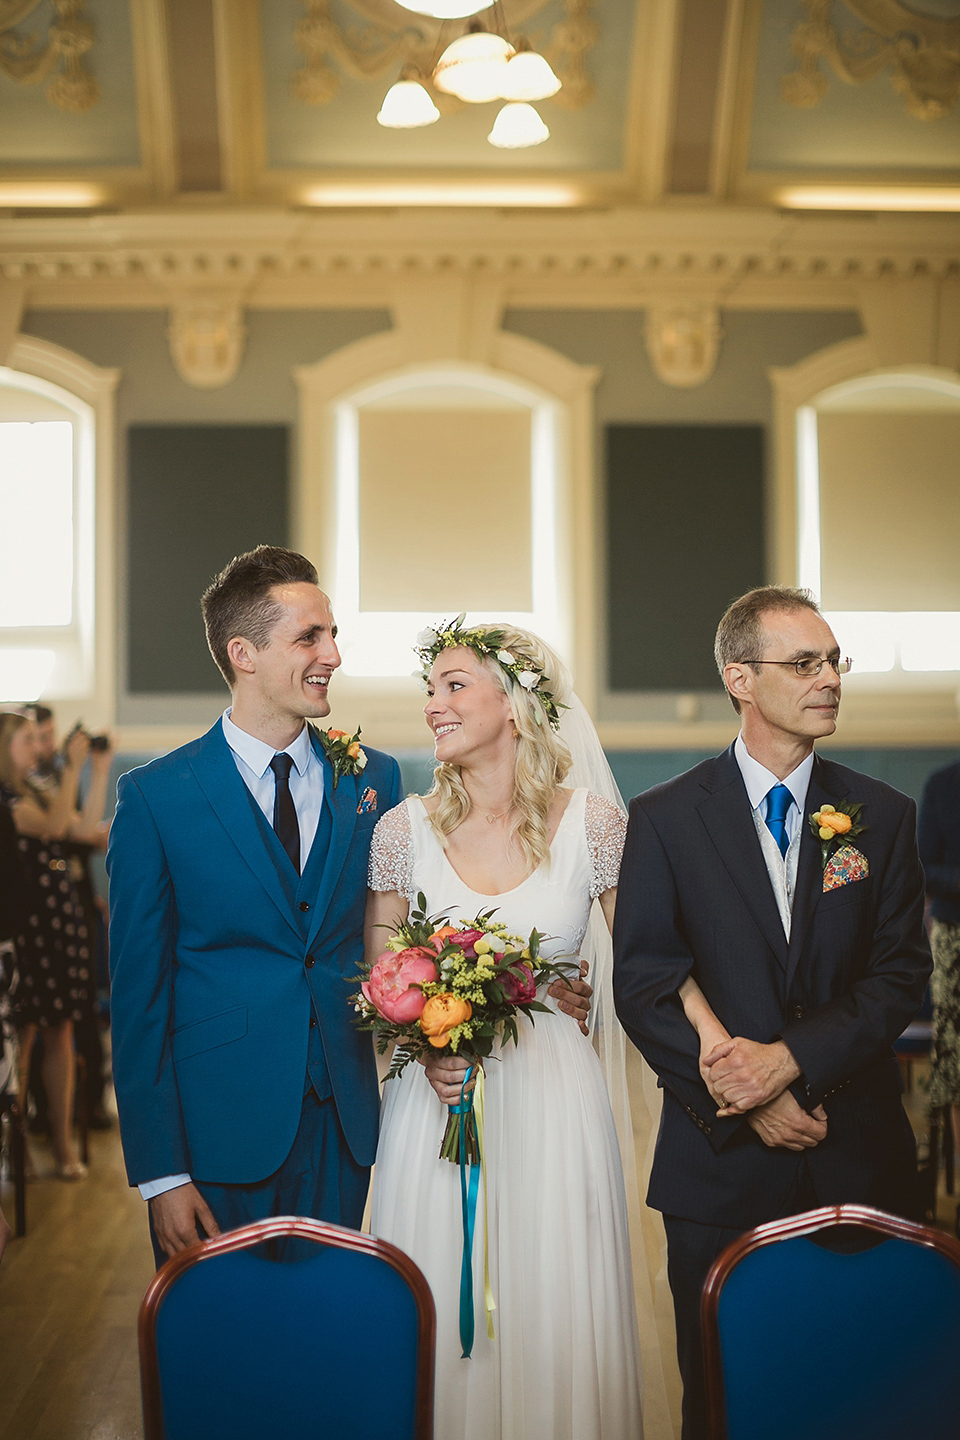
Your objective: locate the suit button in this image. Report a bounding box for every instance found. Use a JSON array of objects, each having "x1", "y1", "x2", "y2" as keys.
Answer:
[
  {"x1": 793, "y1": 1006, "x2": 804, "y2": 1019},
  {"x1": 299, "y1": 901, "x2": 310, "y2": 913},
  {"x1": 309, "y1": 1016, "x2": 317, "y2": 1028},
  {"x1": 704, "y1": 1126, "x2": 712, "y2": 1136},
  {"x1": 305, "y1": 954, "x2": 315, "y2": 969}
]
